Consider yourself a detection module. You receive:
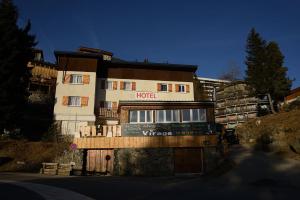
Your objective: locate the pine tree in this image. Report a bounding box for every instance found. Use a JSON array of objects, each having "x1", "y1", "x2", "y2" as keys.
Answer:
[
  {"x1": 0, "y1": 0, "x2": 36, "y2": 134},
  {"x1": 265, "y1": 42, "x2": 292, "y2": 102},
  {"x1": 245, "y1": 28, "x2": 292, "y2": 110},
  {"x1": 245, "y1": 28, "x2": 268, "y2": 94}
]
